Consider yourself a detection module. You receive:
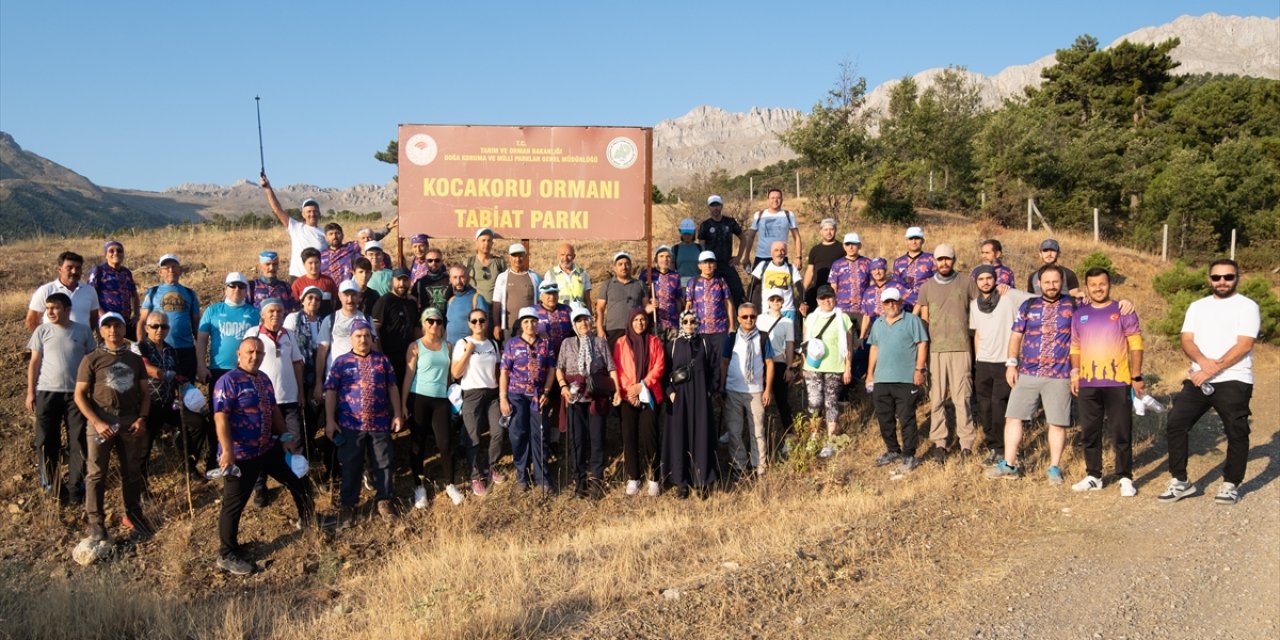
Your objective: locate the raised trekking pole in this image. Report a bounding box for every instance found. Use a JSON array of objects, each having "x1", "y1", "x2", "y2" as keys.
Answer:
[{"x1": 255, "y1": 95, "x2": 266, "y2": 178}]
